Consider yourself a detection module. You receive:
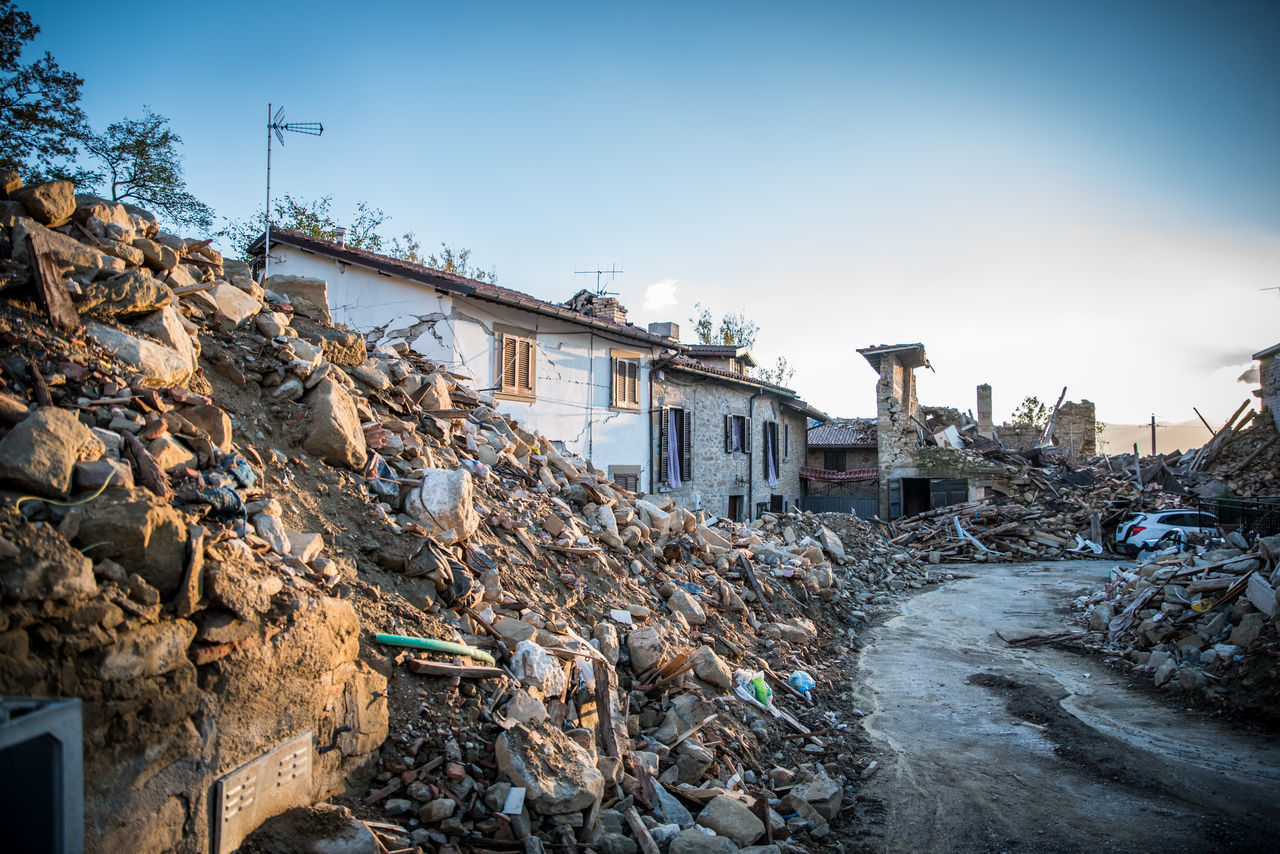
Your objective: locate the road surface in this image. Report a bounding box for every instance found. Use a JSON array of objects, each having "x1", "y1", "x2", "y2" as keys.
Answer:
[{"x1": 851, "y1": 559, "x2": 1280, "y2": 853}]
